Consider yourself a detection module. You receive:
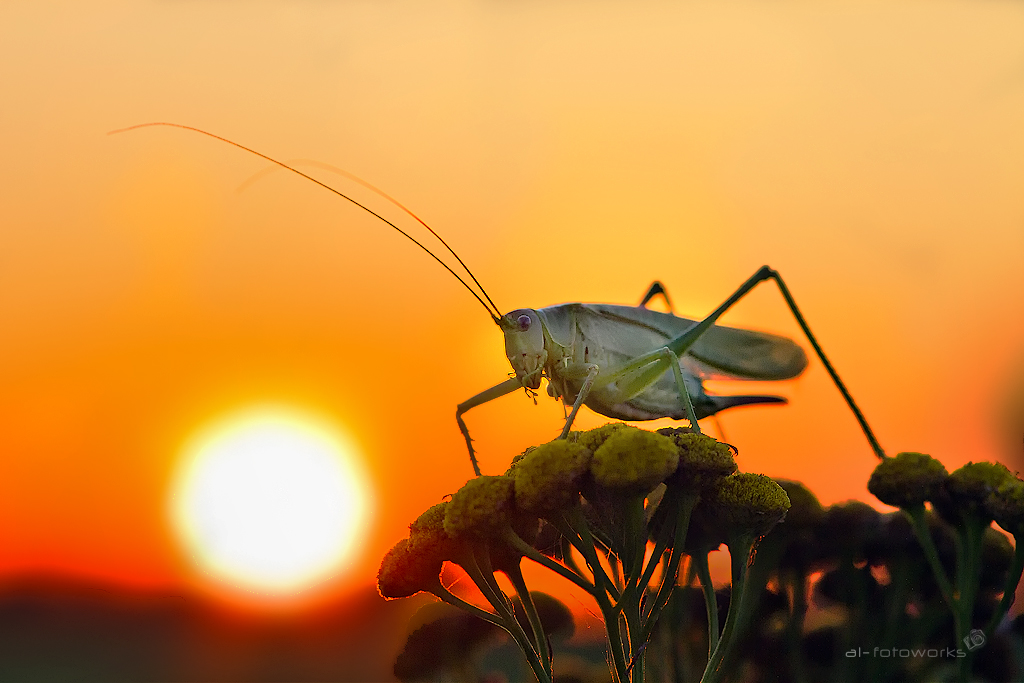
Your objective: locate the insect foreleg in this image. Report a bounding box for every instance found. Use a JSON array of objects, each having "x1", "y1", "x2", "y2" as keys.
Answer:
[
  {"x1": 456, "y1": 377, "x2": 522, "y2": 476},
  {"x1": 668, "y1": 265, "x2": 886, "y2": 460}
]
